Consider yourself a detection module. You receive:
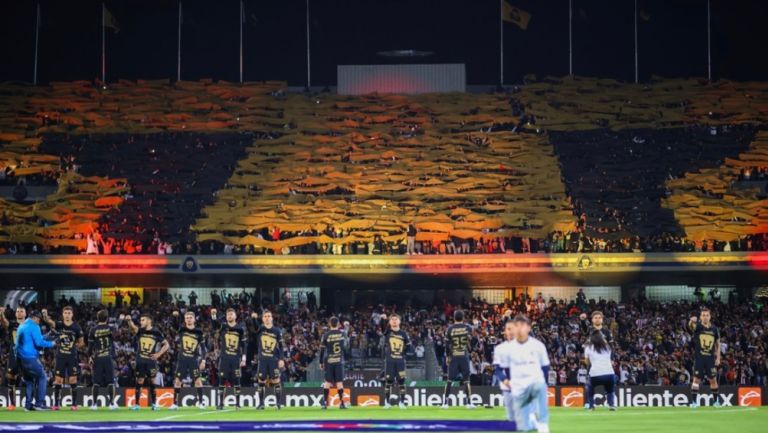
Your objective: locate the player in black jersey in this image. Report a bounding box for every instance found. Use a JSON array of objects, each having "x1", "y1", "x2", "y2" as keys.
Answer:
[
  {"x1": 211, "y1": 308, "x2": 247, "y2": 410},
  {"x1": 170, "y1": 311, "x2": 207, "y2": 410},
  {"x1": 255, "y1": 310, "x2": 285, "y2": 410},
  {"x1": 126, "y1": 313, "x2": 170, "y2": 411},
  {"x1": 44, "y1": 306, "x2": 85, "y2": 411},
  {"x1": 579, "y1": 311, "x2": 613, "y2": 345},
  {"x1": 88, "y1": 309, "x2": 118, "y2": 410},
  {"x1": 688, "y1": 307, "x2": 722, "y2": 408},
  {"x1": 383, "y1": 314, "x2": 411, "y2": 409},
  {"x1": 0, "y1": 305, "x2": 25, "y2": 411},
  {"x1": 441, "y1": 310, "x2": 476, "y2": 409},
  {"x1": 319, "y1": 317, "x2": 348, "y2": 410}
]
